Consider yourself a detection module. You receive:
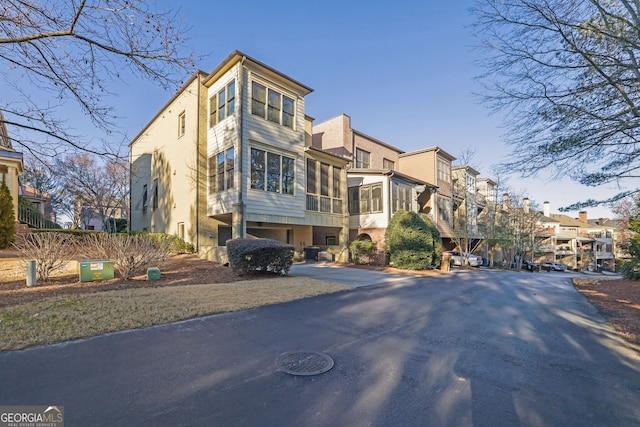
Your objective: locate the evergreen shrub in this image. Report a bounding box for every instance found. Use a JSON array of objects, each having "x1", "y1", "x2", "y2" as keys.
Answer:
[
  {"x1": 226, "y1": 238, "x2": 294, "y2": 275},
  {"x1": 0, "y1": 182, "x2": 16, "y2": 249},
  {"x1": 385, "y1": 210, "x2": 442, "y2": 270},
  {"x1": 350, "y1": 239, "x2": 377, "y2": 265}
]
